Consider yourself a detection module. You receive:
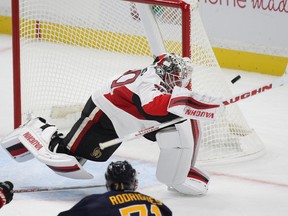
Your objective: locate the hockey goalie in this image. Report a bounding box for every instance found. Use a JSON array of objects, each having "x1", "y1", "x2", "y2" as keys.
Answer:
[{"x1": 1, "y1": 53, "x2": 224, "y2": 196}]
